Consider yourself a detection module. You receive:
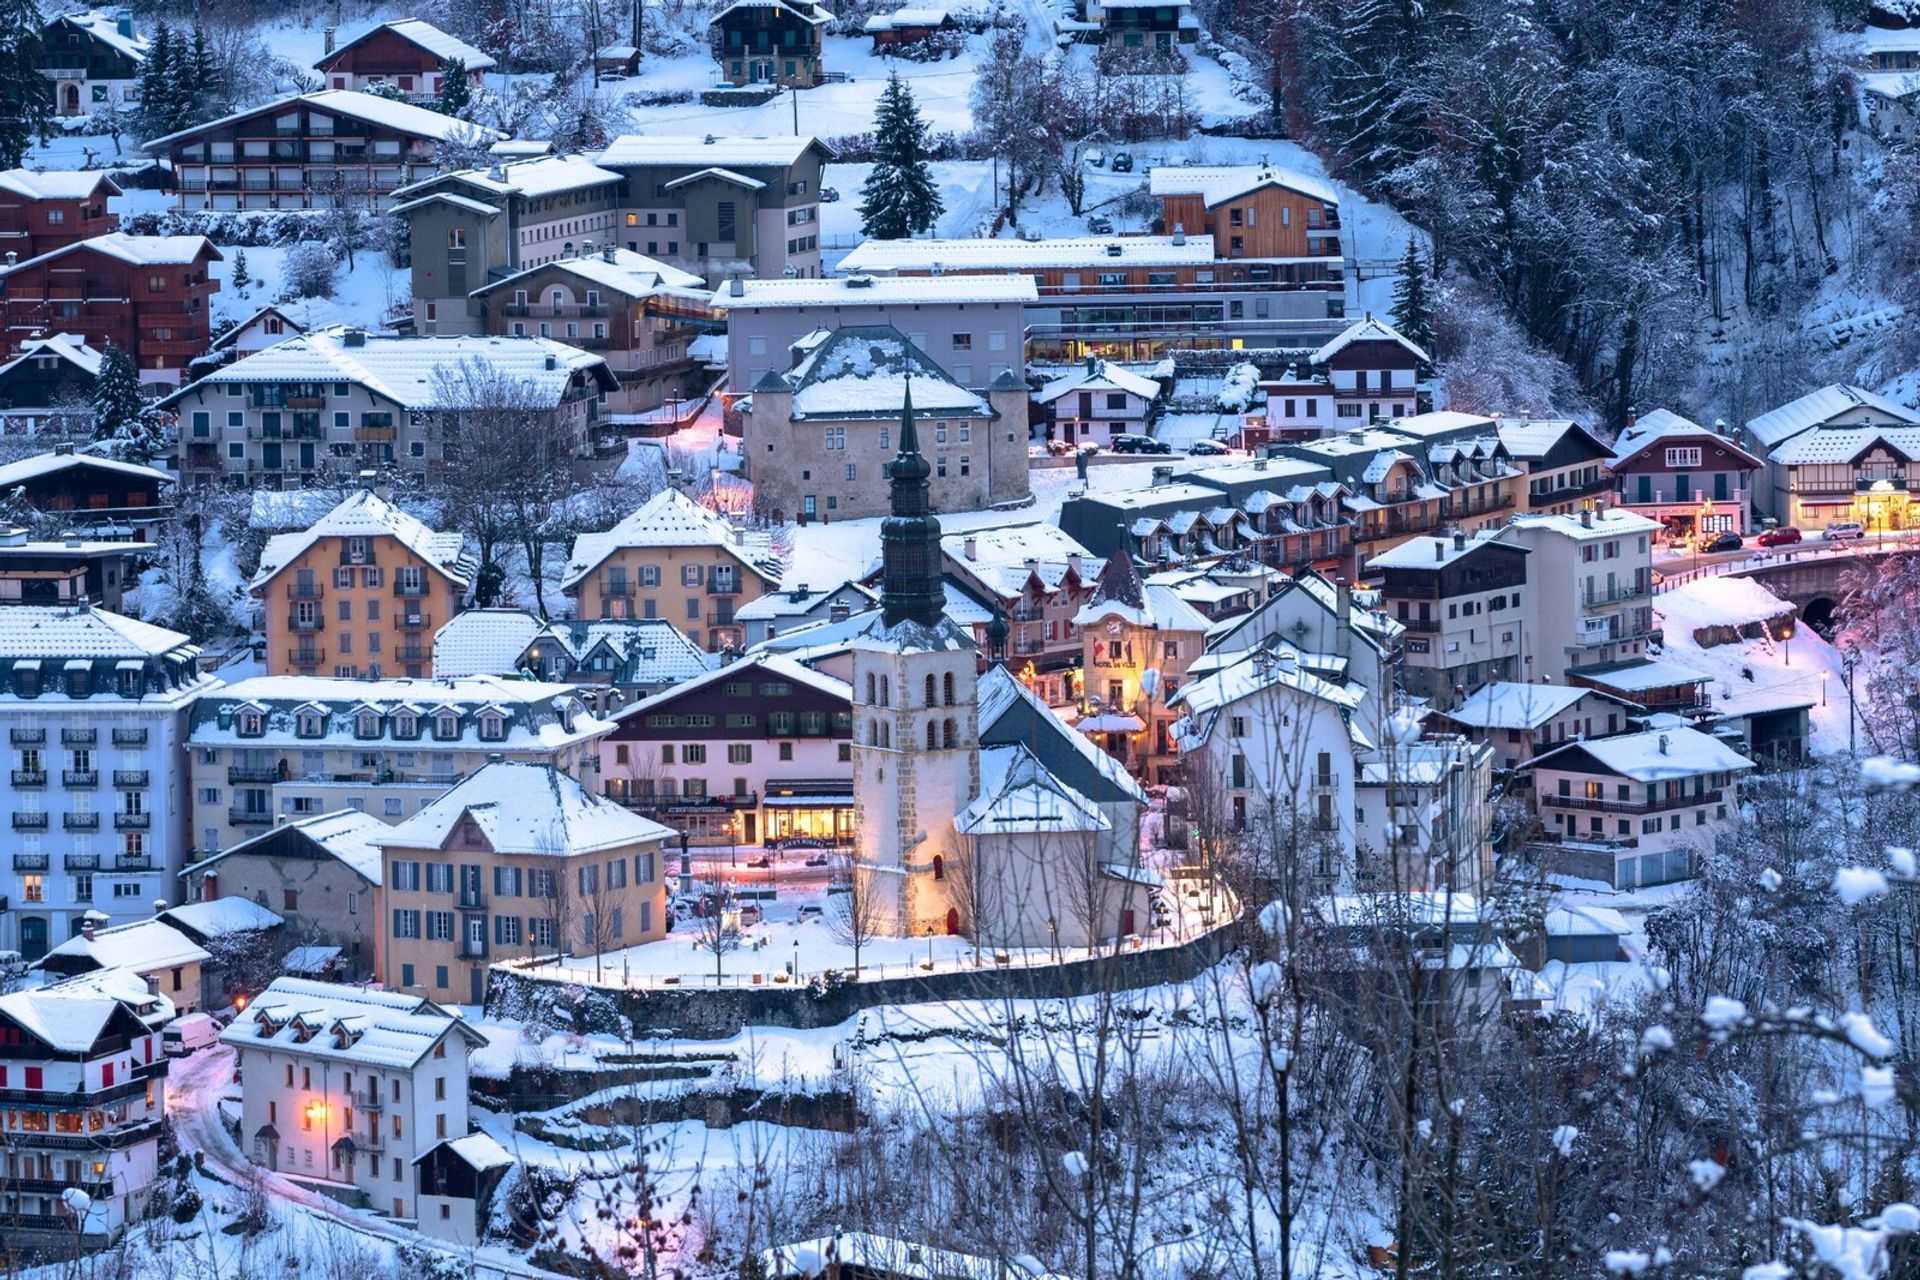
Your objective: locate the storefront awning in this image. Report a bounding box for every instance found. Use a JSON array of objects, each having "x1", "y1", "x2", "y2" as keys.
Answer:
[{"x1": 763, "y1": 793, "x2": 854, "y2": 807}]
